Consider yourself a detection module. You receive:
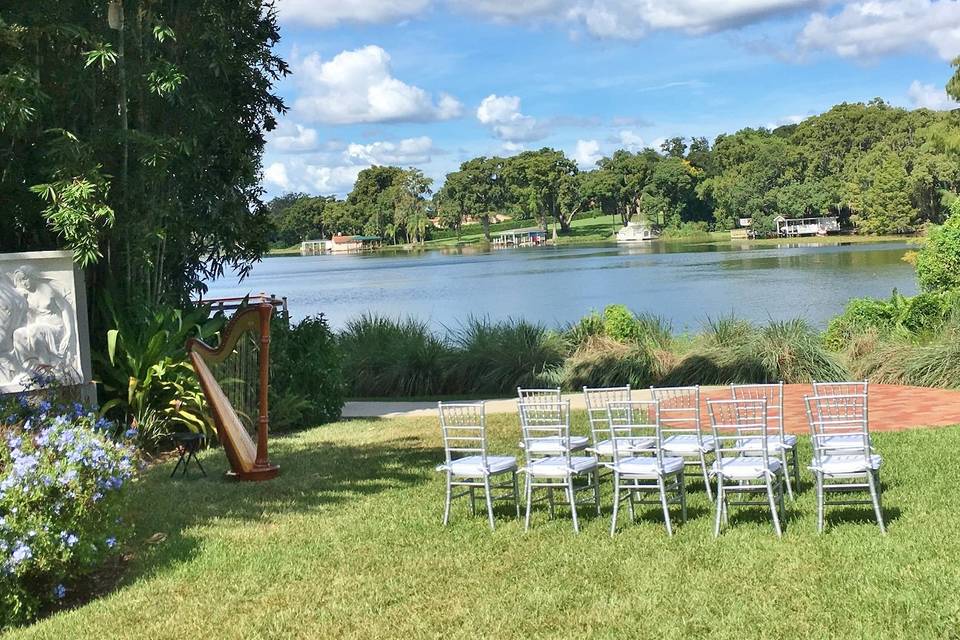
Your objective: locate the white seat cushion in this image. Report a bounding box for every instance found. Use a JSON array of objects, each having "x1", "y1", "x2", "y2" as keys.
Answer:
[
  {"x1": 525, "y1": 435, "x2": 589, "y2": 454},
  {"x1": 591, "y1": 437, "x2": 655, "y2": 457},
  {"x1": 526, "y1": 456, "x2": 597, "y2": 478},
  {"x1": 614, "y1": 456, "x2": 684, "y2": 477},
  {"x1": 736, "y1": 434, "x2": 798, "y2": 452},
  {"x1": 712, "y1": 456, "x2": 781, "y2": 479},
  {"x1": 811, "y1": 454, "x2": 882, "y2": 475},
  {"x1": 662, "y1": 434, "x2": 716, "y2": 454},
  {"x1": 439, "y1": 455, "x2": 517, "y2": 477},
  {"x1": 821, "y1": 434, "x2": 870, "y2": 451}
]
